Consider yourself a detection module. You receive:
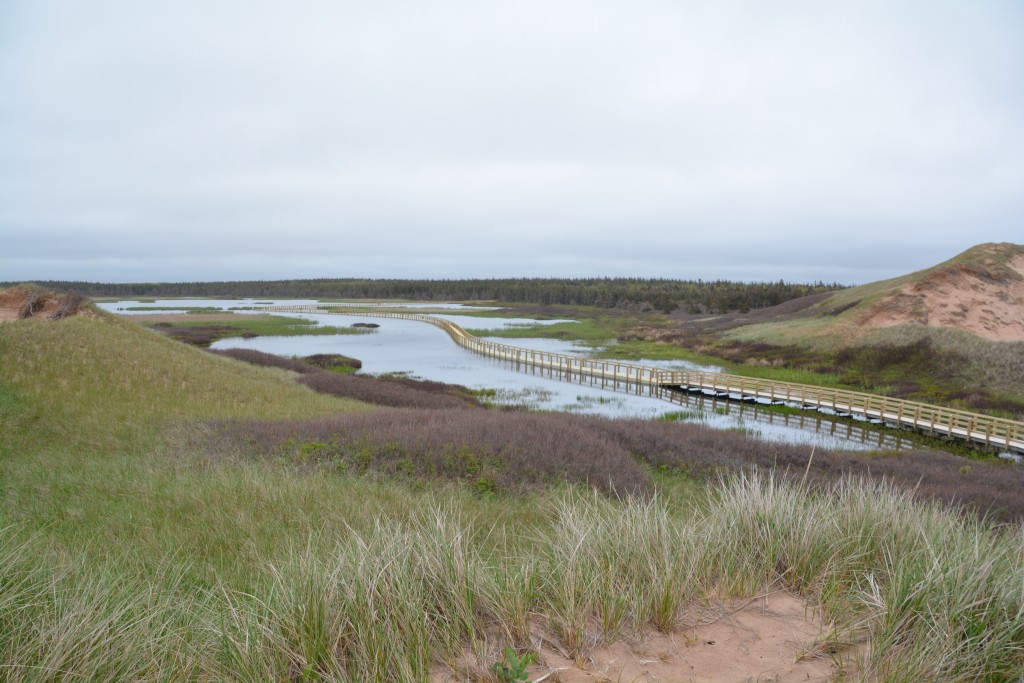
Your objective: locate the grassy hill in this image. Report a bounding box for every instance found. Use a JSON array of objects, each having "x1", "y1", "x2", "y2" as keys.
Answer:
[
  {"x1": 1, "y1": 295, "x2": 1023, "y2": 681},
  {"x1": 1, "y1": 311, "x2": 364, "y2": 450},
  {"x1": 704, "y1": 244, "x2": 1024, "y2": 414},
  {"x1": 733, "y1": 242, "x2": 1024, "y2": 343}
]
